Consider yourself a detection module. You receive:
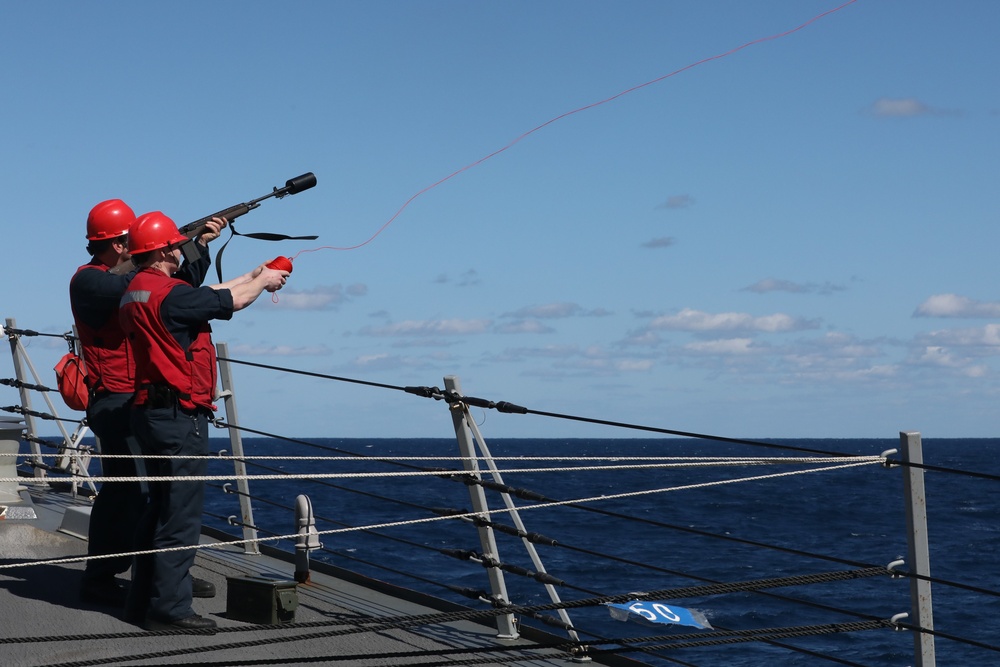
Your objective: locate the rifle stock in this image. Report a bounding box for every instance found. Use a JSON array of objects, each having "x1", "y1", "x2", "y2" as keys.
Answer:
[{"x1": 110, "y1": 172, "x2": 317, "y2": 275}]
